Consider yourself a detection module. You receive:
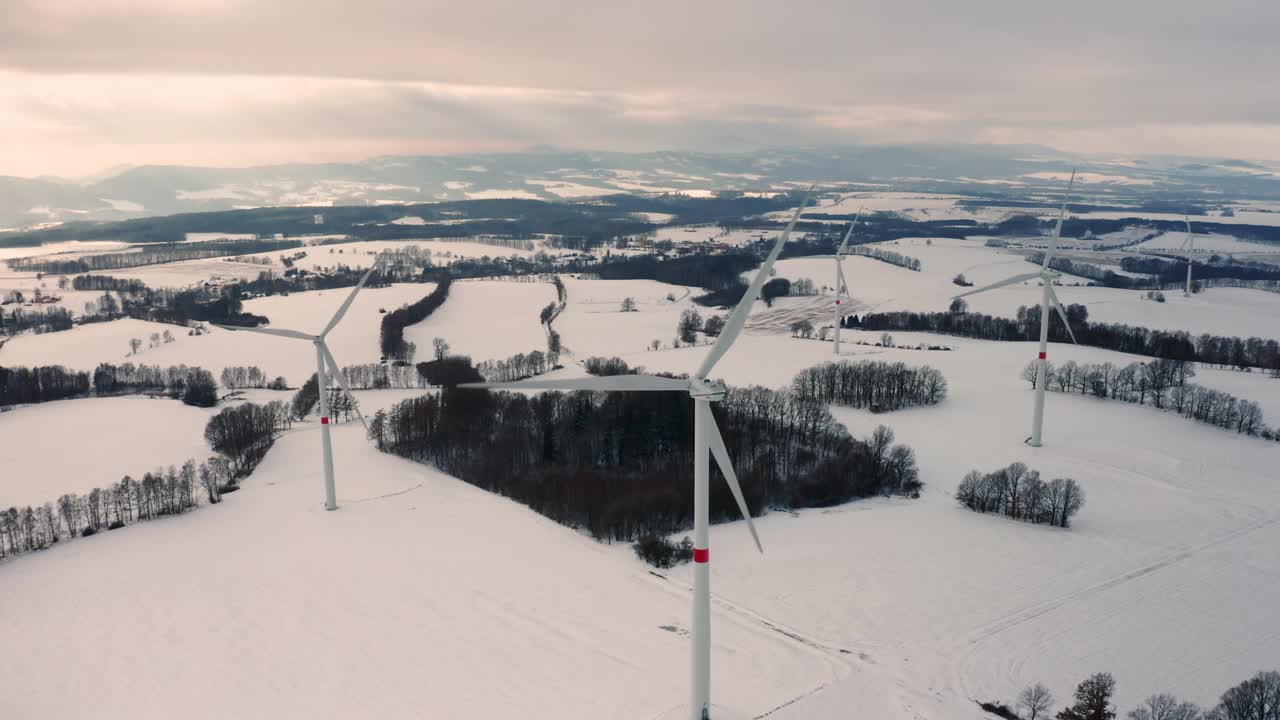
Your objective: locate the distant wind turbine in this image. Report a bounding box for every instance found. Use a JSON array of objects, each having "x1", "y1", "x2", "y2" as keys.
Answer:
[
  {"x1": 215, "y1": 261, "x2": 379, "y2": 510},
  {"x1": 1180, "y1": 214, "x2": 1196, "y2": 297},
  {"x1": 462, "y1": 190, "x2": 813, "y2": 720},
  {"x1": 955, "y1": 170, "x2": 1078, "y2": 447},
  {"x1": 832, "y1": 207, "x2": 863, "y2": 355}
]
